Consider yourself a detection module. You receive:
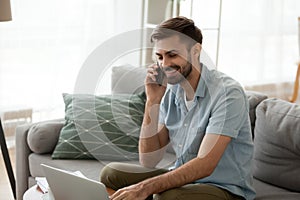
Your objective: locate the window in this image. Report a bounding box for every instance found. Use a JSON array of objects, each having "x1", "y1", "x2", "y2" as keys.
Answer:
[
  {"x1": 180, "y1": 0, "x2": 299, "y2": 86},
  {"x1": 0, "y1": 0, "x2": 142, "y2": 121}
]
